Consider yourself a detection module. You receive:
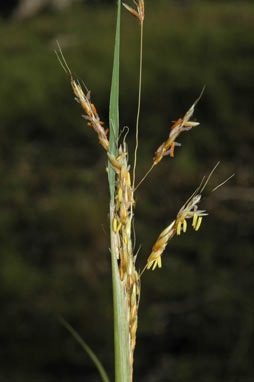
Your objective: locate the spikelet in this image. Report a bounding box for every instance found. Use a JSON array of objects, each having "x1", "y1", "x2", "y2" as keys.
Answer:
[{"x1": 123, "y1": 0, "x2": 144, "y2": 24}]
